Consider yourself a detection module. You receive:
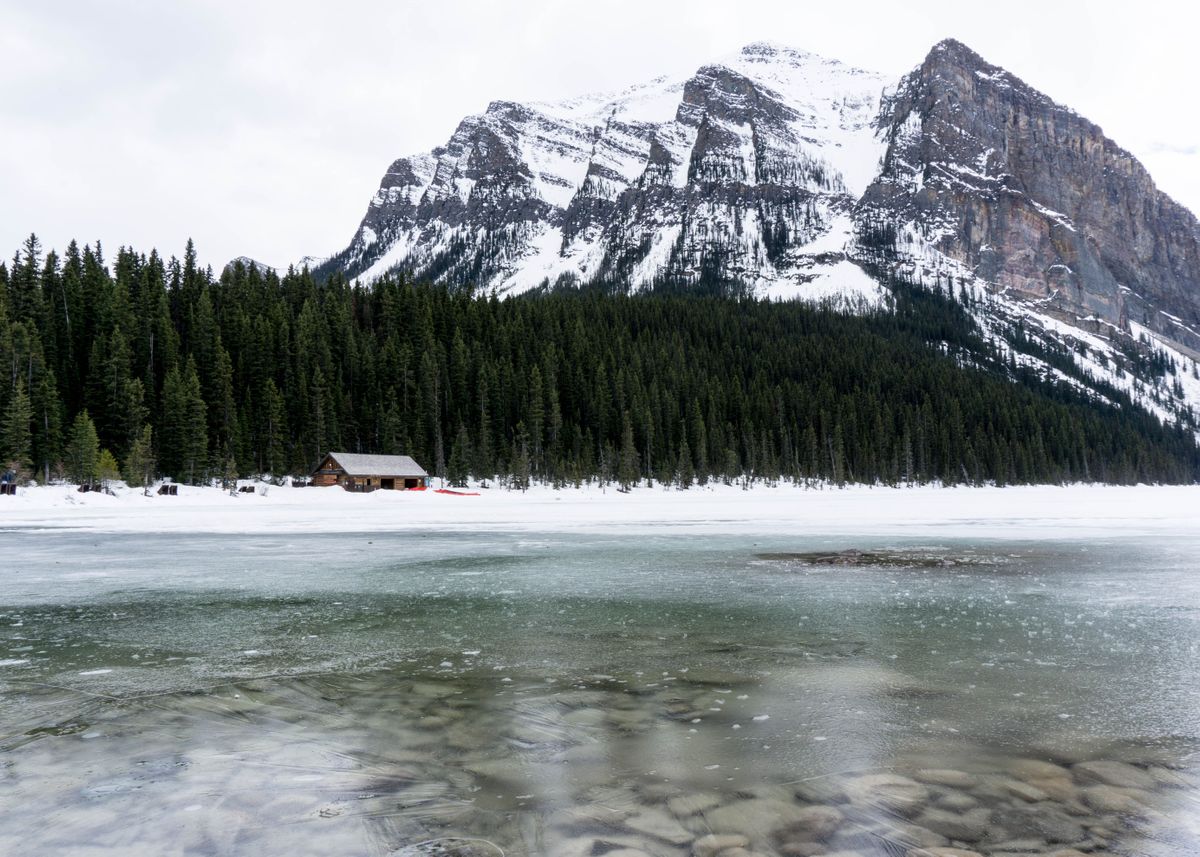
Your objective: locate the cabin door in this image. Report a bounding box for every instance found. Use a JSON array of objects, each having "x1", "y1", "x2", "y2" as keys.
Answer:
[{"x1": 381, "y1": 478, "x2": 395, "y2": 490}]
